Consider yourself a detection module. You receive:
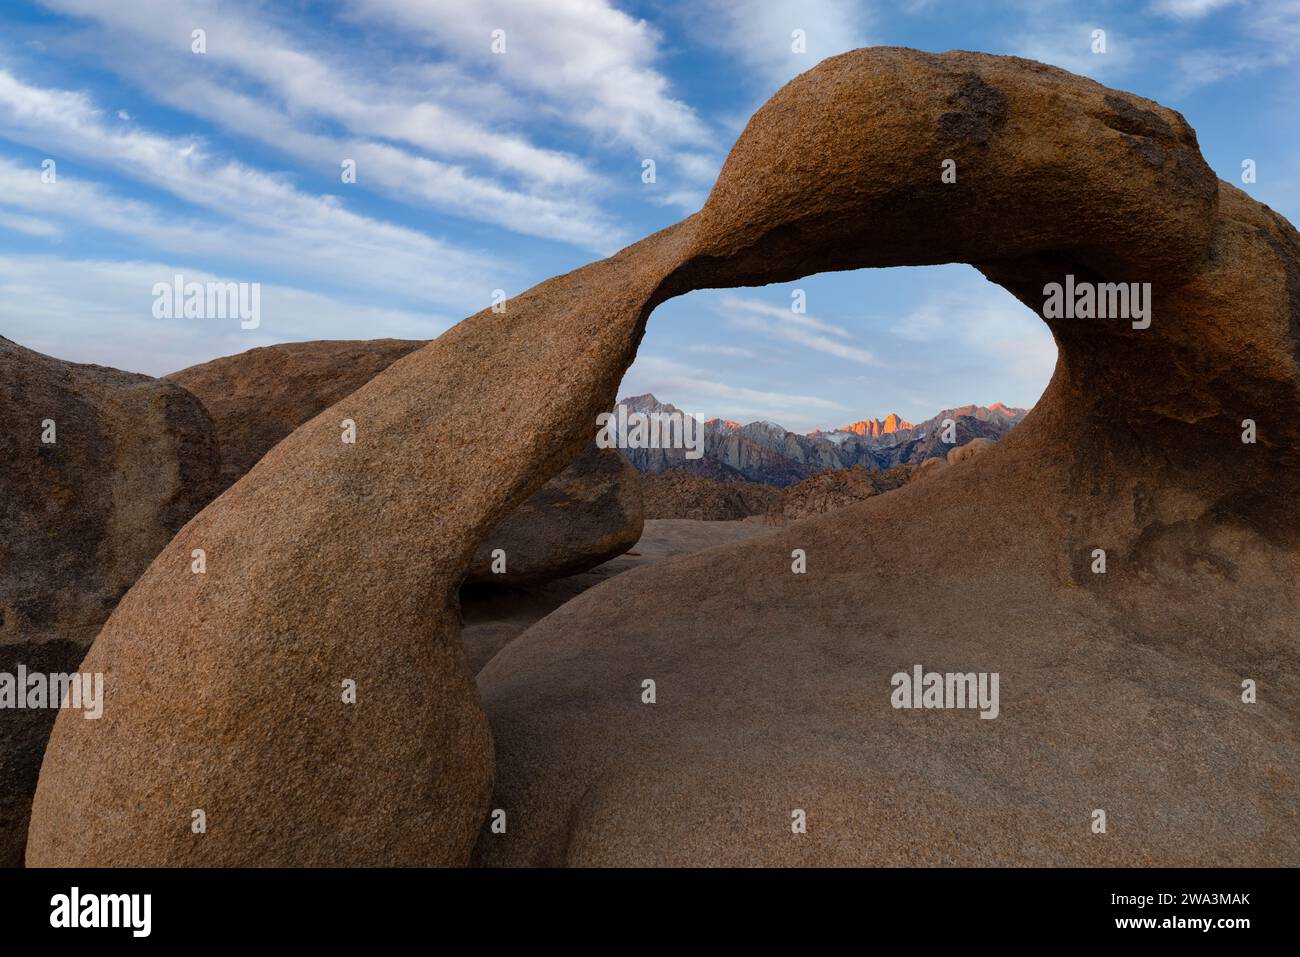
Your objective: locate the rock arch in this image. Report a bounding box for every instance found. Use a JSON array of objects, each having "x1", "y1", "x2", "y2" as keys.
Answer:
[{"x1": 28, "y1": 48, "x2": 1299, "y2": 866}]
